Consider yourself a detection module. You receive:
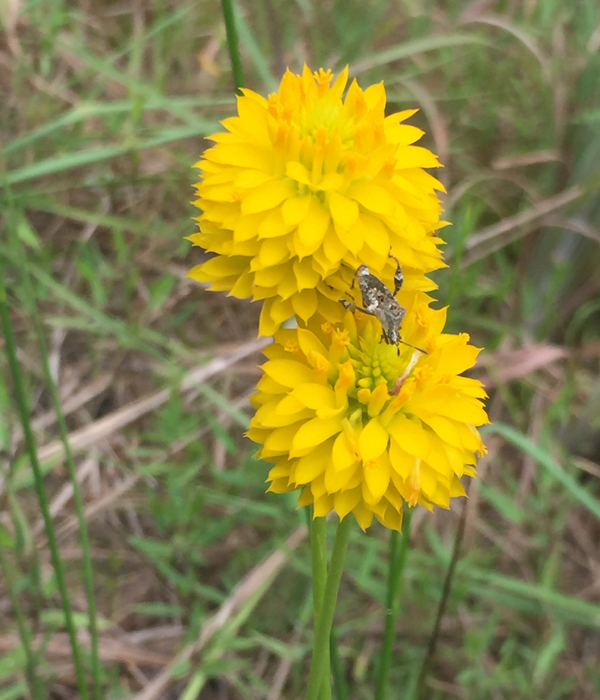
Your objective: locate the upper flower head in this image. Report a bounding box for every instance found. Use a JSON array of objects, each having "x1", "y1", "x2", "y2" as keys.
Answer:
[
  {"x1": 188, "y1": 66, "x2": 447, "y2": 337},
  {"x1": 247, "y1": 298, "x2": 489, "y2": 531}
]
